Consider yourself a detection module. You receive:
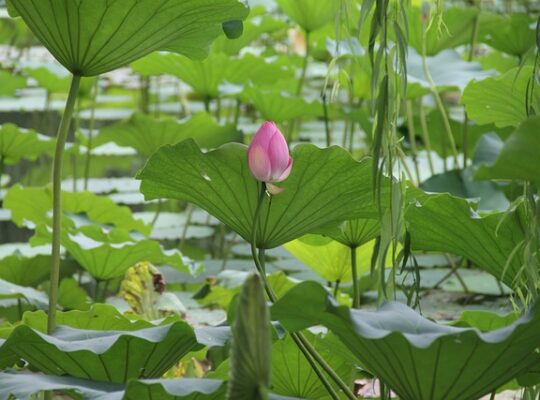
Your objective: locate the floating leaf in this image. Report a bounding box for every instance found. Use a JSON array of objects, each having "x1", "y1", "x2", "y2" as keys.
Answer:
[
  {"x1": 476, "y1": 116, "x2": 540, "y2": 185},
  {"x1": 406, "y1": 191, "x2": 525, "y2": 288},
  {"x1": 228, "y1": 274, "x2": 271, "y2": 399},
  {"x1": 272, "y1": 281, "x2": 540, "y2": 400},
  {"x1": 138, "y1": 140, "x2": 385, "y2": 249},
  {"x1": 8, "y1": 0, "x2": 249, "y2": 76},
  {"x1": 0, "y1": 124, "x2": 54, "y2": 164},
  {"x1": 461, "y1": 67, "x2": 538, "y2": 128},
  {"x1": 96, "y1": 112, "x2": 241, "y2": 155}
]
